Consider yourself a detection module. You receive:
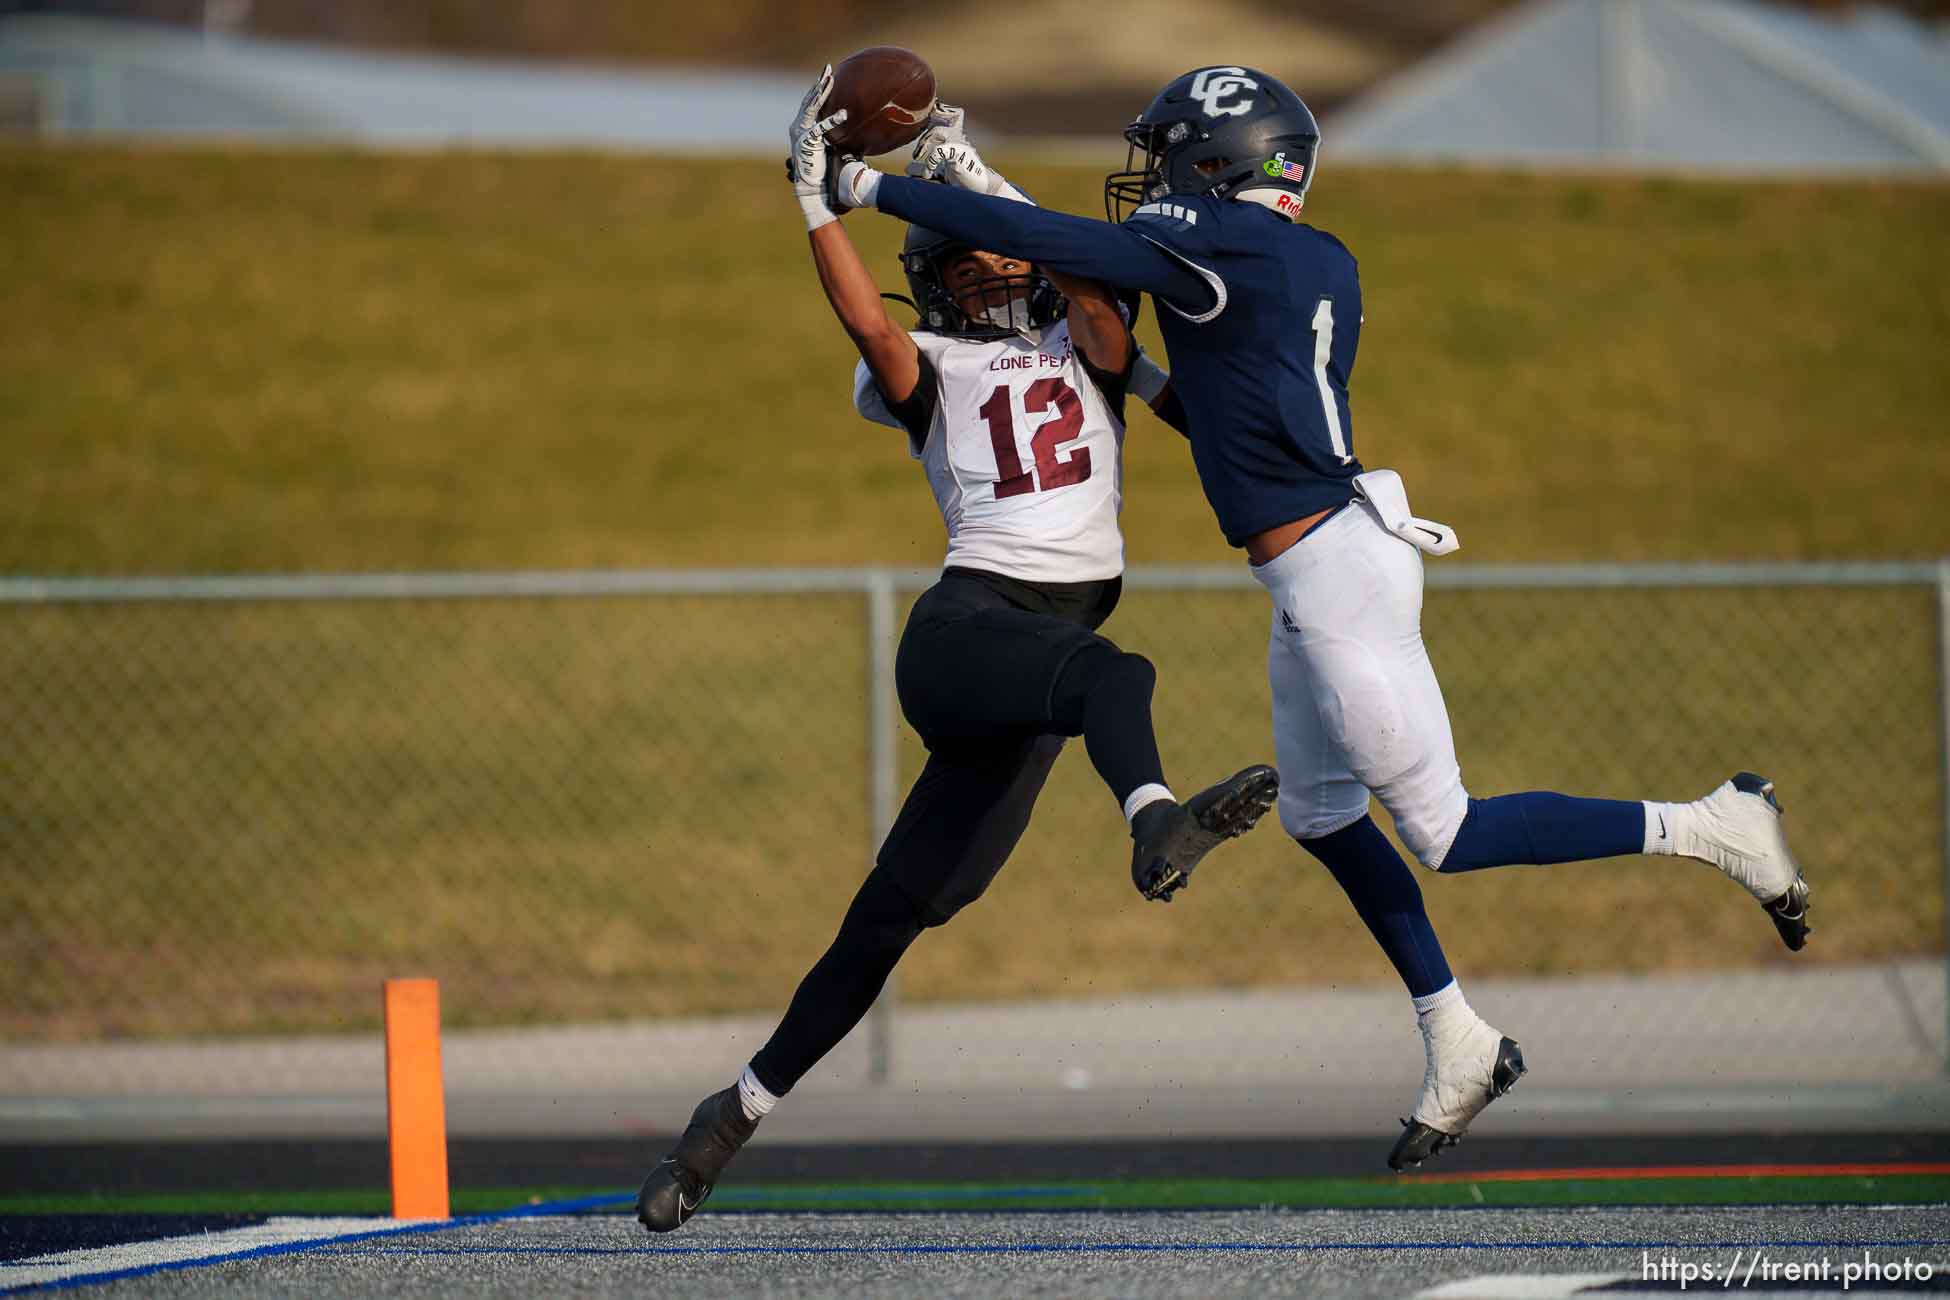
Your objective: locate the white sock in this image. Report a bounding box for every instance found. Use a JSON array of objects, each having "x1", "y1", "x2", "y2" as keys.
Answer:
[
  {"x1": 735, "y1": 1065, "x2": 778, "y2": 1121},
  {"x1": 1642, "y1": 800, "x2": 1684, "y2": 856},
  {"x1": 1413, "y1": 980, "x2": 1466, "y2": 1018},
  {"x1": 1123, "y1": 783, "x2": 1175, "y2": 824}
]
